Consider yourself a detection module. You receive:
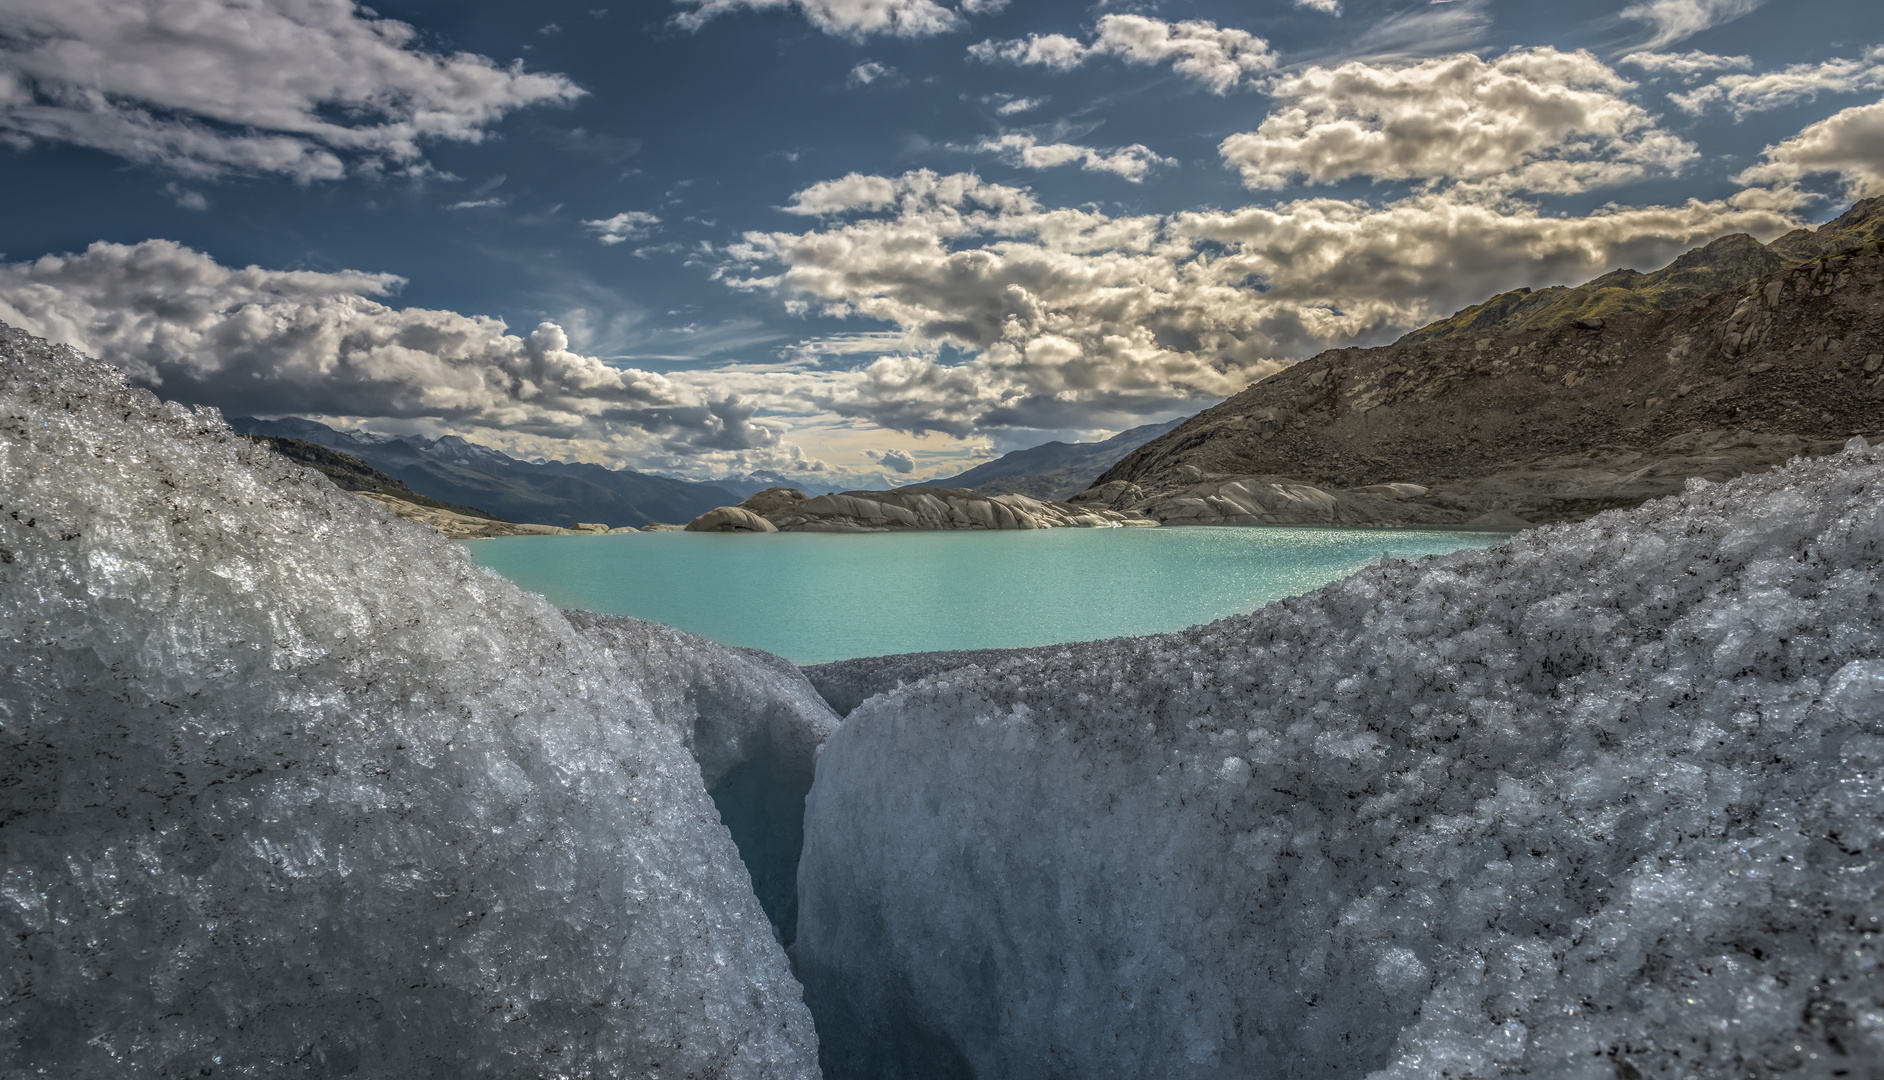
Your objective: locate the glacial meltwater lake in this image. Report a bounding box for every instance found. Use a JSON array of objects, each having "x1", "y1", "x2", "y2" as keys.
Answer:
[{"x1": 465, "y1": 526, "x2": 1510, "y2": 664}]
